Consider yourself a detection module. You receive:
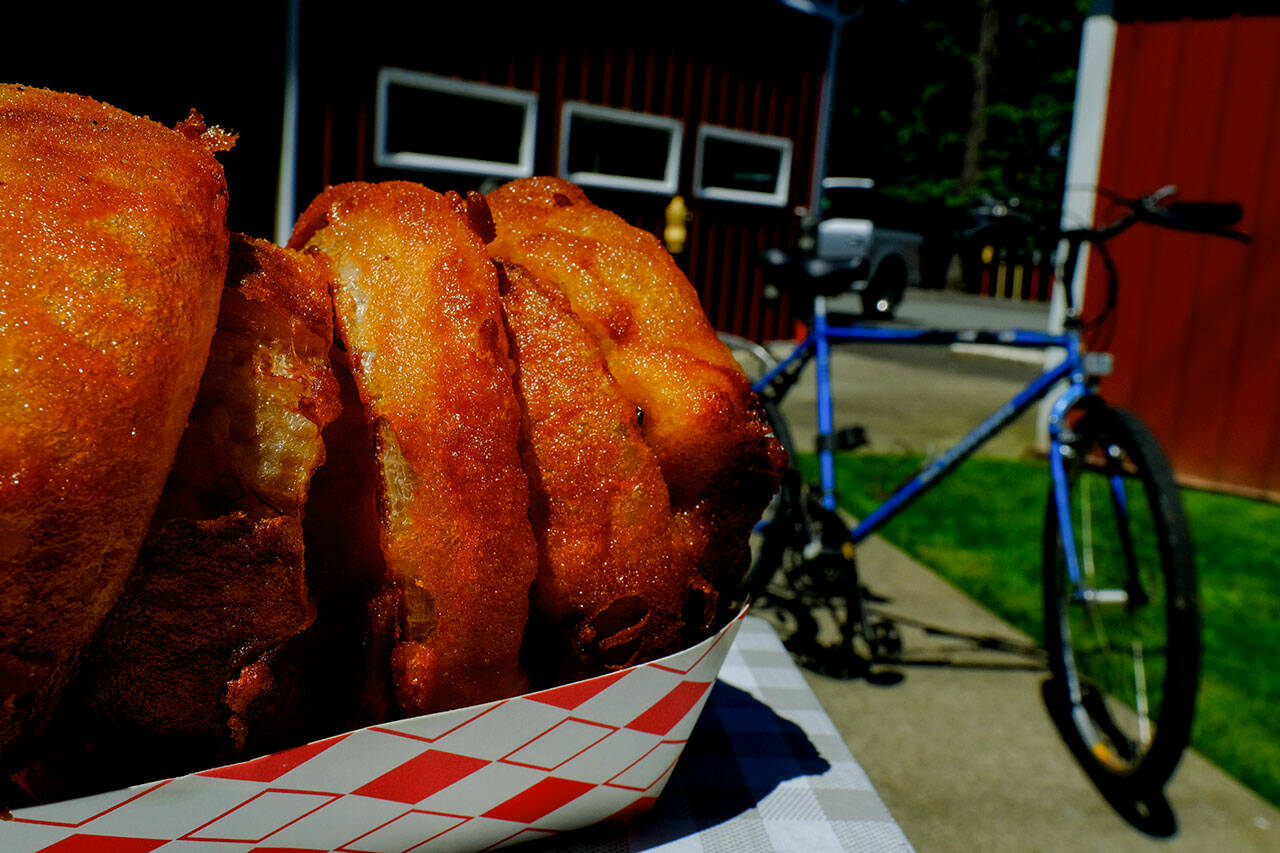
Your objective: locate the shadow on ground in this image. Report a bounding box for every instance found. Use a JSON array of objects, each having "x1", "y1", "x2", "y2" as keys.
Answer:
[
  {"x1": 754, "y1": 582, "x2": 1188, "y2": 840},
  {"x1": 526, "y1": 681, "x2": 829, "y2": 850}
]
